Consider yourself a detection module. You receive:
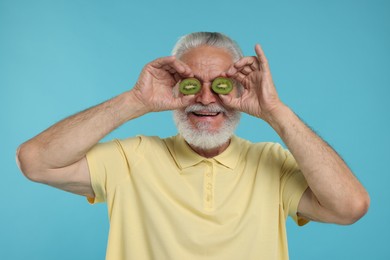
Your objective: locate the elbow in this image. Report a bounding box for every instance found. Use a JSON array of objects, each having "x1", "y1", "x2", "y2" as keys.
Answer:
[
  {"x1": 351, "y1": 192, "x2": 370, "y2": 223},
  {"x1": 16, "y1": 142, "x2": 44, "y2": 183},
  {"x1": 337, "y1": 192, "x2": 370, "y2": 225}
]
